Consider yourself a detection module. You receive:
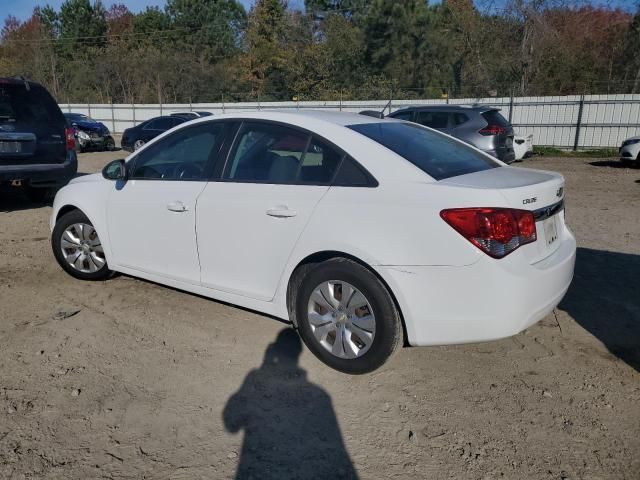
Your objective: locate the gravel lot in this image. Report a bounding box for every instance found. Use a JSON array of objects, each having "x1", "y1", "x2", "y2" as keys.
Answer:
[{"x1": 1, "y1": 151, "x2": 639, "y2": 479}]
